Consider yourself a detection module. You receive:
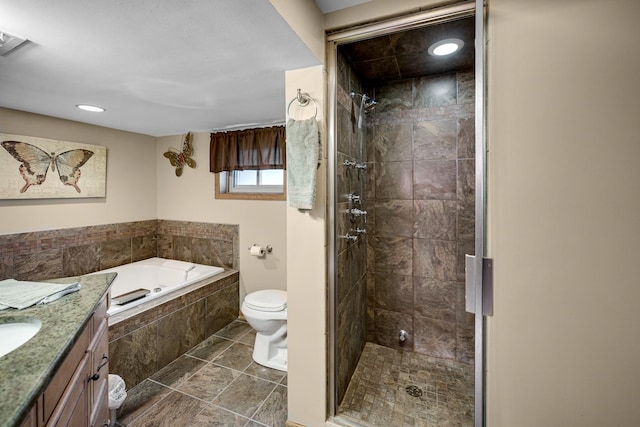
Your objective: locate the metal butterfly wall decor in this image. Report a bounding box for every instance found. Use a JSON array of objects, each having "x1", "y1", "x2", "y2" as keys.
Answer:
[
  {"x1": 163, "y1": 132, "x2": 196, "y2": 176},
  {"x1": 1, "y1": 140, "x2": 94, "y2": 193}
]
